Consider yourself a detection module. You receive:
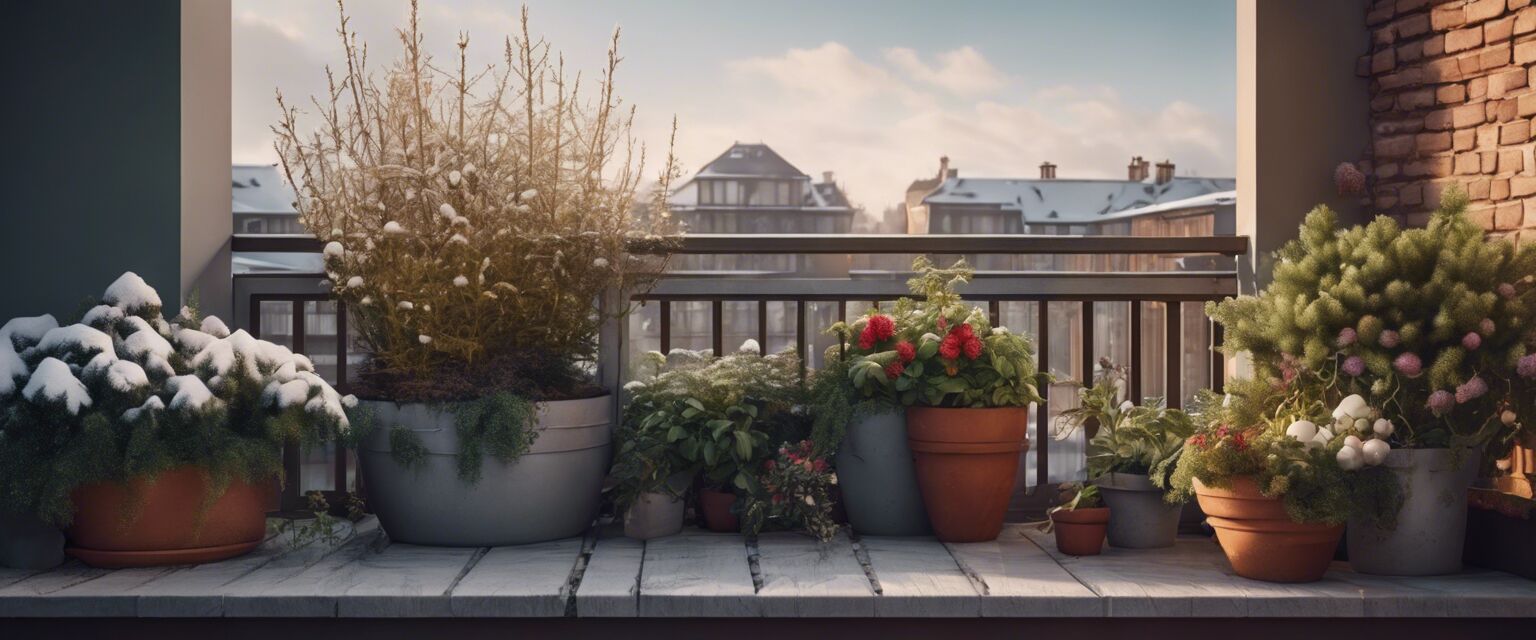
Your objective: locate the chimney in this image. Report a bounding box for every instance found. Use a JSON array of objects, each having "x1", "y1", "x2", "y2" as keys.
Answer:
[
  {"x1": 937, "y1": 155, "x2": 950, "y2": 182},
  {"x1": 822, "y1": 171, "x2": 834, "y2": 184},
  {"x1": 1128, "y1": 156, "x2": 1150, "y2": 181},
  {"x1": 1039, "y1": 161, "x2": 1057, "y2": 180},
  {"x1": 1154, "y1": 160, "x2": 1175, "y2": 184}
]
